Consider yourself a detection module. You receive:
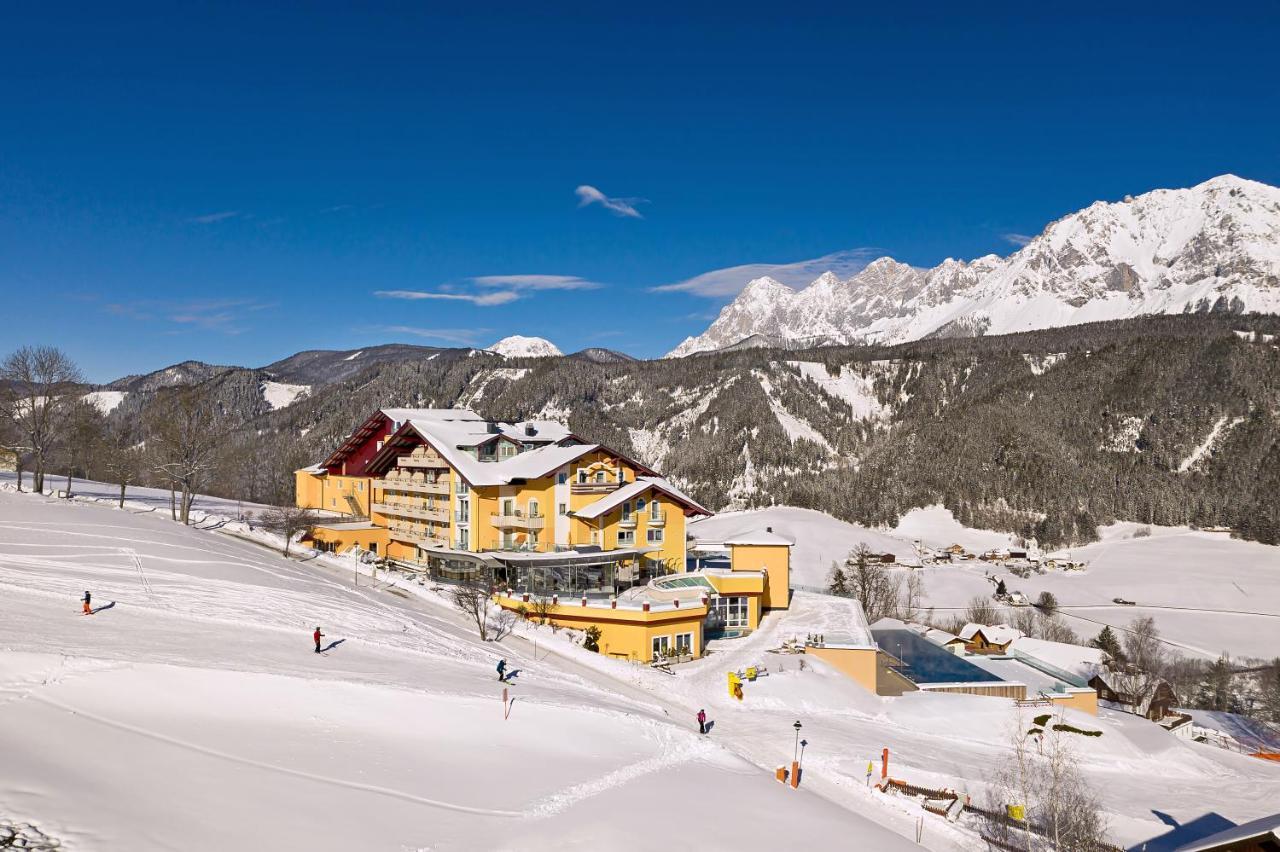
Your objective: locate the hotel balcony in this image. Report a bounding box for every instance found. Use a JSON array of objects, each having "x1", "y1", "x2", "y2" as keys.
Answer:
[
  {"x1": 571, "y1": 481, "x2": 621, "y2": 494},
  {"x1": 397, "y1": 451, "x2": 448, "y2": 468},
  {"x1": 374, "y1": 478, "x2": 449, "y2": 496},
  {"x1": 617, "y1": 516, "x2": 636, "y2": 529},
  {"x1": 647, "y1": 511, "x2": 666, "y2": 527},
  {"x1": 388, "y1": 525, "x2": 448, "y2": 549},
  {"x1": 490, "y1": 512, "x2": 546, "y2": 530},
  {"x1": 373, "y1": 502, "x2": 449, "y2": 523}
]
